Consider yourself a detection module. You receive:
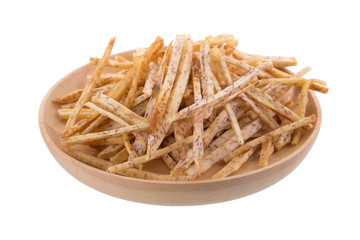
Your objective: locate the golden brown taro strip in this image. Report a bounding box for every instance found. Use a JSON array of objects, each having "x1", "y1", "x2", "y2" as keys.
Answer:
[
  {"x1": 80, "y1": 37, "x2": 164, "y2": 134},
  {"x1": 275, "y1": 130, "x2": 293, "y2": 151},
  {"x1": 116, "y1": 168, "x2": 195, "y2": 181},
  {"x1": 170, "y1": 99, "x2": 241, "y2": 175},
  {"x1": 212, "y1": 147, "x2": 257, "y2": 179},
  {"x1": 84, "y1": 102, "x2": 131, "y2": 127},
  {"x1": 224, "y1": 102, "x2": 244, "y2": 144},
  {"x1": 262, "y1": 56, "x2": 297, "y2": 68},
  {"x1": 108, "y1": 36, "x2": 164, "y2": 101},
  {"x1": 144, "y1": 43, "x2": 173, "y2": 119},
  {"x1": 68, "y1": 148, "x2": 191, "y2": 181},
  {"x1": 61, "y1": 122, "x2": 149, "y2": 146},
  {"x1": 202, "y1": 101, "x2": 238, "y2": 148},
  {"x1": 52, "y1": 89, "x2": 83, "y2": 104},
  {"x1": 86, "y1": 136, "x2": 124, "y2": 146},
  {"x1": 97, "y1": 144, "x2": 124, "y2": 159},
  {"x1": 295, "y1": 66, "x2": 312, "y2": 77},
  {"x1": 273, "y1": 100, "x2": 296, "y2": 151},
  {"x1": 53, "y1": 83, "x2": 116, "y2": 104},
  {"x1": 170, "y1": 147, "x2": 188, "y2": 163},
  {"x1": 129, "y1": 105, "x2": 151, "y2": 153},
  {"x1": 239, "y1": 93, "x2": 280, "y2": 130},
  {"x1": 147, "y1": 35, "x2": 193, "y2": 159},
  {"x1": 215, "y1": 83, "x2": 286, "y2": 136},
  {"x1": 186, "y1": 114, "x2": 316, "y2": 177},
  {"x1": 62, "y1": 37, "x2": 116, "y2": 133},
  {"x1": 62, "y1": 91, "x2": 129, "y2": 136},
  {"x1": 185, "y1": 118, "x2": 263, "y2": 177},
  {"x1": 142, "y1": 62, "x2": 160, "y2": 96},
  {"x1": 130, "y1": 93, "x2": 150, "y2": 108},
  {"x1": 161, "y1": 153, "x2": 177, "y2": 170},
  {"x1": 148, "y1": 35, "x2": 185, "y2": 133},
  {"x1": 170, "y1": 104, "x2": 229, "y2": 175},
  {"x1": 138, "y1": 45, "x2": 170, "y2": 156},
  {"x1": 91, "y1": 93, "x2": 147, "y2": 124},
  {"x1": 241, "y1": 56, "x2": 262, "y2": 67},
  {"x1": 124, "y1": 59, "x2": 144, "y2": 107},
  {"x1": 174, "y1": 118, "x2": 193, "y2": 140},
  {"x1": 192, "y1": 60, "x2": 204, "y2": 173},
  {"x1": 223, "y1": 55, "x2": 273, "y2": 79},
  {"x1": 205, "y1": 82, "x2": 291, "y2": 156},
  {"x1": 172, "y1": 118, "x2": 193, "y2": 162},
  {"x1": 110, "y1": 148, "x2": 129, "y2": 164},
  {"x1": 274, "y1": 66, "x2": 314, "y2": 149},
  {"x1": 199, "y1": 42, "x2": 215, "y2": 119},
  {"x1": 193, "y1": 34, "x2": 235, "y2": 52},
  {"x1": 58, "y1": 108, "x2": 94, "y2": 120},
  {"x1": 258, "y1": 139, "x2": 275, "y2": 168},
  {"x1": 206, "y1": 128, "x2": 237, "y2": 155},
  {"x1": 123, "y1": 133, "x2": 140, "y2": 167},
  {"x1": 130, "y1": 99, "x2": 148, "y2": 117},
  {"x1": 222, "y1": 114, "x2": 316, "y2": 163},
  {"x1": 66, "y1": 148, "x2": 114, "y2": 171},
  {"x1": 211, "y1": 49, "x2": 244, "y2": 144},
  {"x1": 205, "y1": 34, "x2": 236, "y2": 47},
  {"x1": 231, "y1": 49, "x2": 249, "y2": 60},
  {"x1": 168, "y1": 68, "x2": 257, "y2": 123},
  {"x1": 94, "y1": 71, "x2": 125, "y2": 87},
  {"x1": 170, "y1": 150, "x2": 195, "y2": 176},
  {"x1": 86, "y1": 99, "x2": 148, "y2": 155},
  {"x1": 232, "y1": 49, "x2": 297, "y2": 68},
  {"x1": 222, "y1": 39, "x2": 238, "y2": 56},
  {"x1": 210, "y1": 51, "x2": 226, "y2": 88},
  {"x1": 256, "y1": 78, "x2": 328, "y2": 93},
  {"x1": 132, "y1": 130, "x2": 148, "y2": 155},
  {"x1": 107, "y1": 135, "x2": 194, "y2": 173},
  {"x1": 160, "y1": 136, "x2": 177, "y2": 154},
  {"x1": 278, "y1": 67, "x2": 295, "y2": 76},
  {"x1": 205, "y1": 83, "x2": 284, "y2": 149},
  {"x1": 245, "y1": 87, "x2": 300, "y2": 122},
  {"x1": 89, "y1": 57, "x2": 134, "y2": 69},
  {"x1": 291, "y1": 79, "x2": 312, "y2": 145},
  {"x1": 60, "y1": 102, "x2": 77, "y2": 109},
  {"x1": 114, "y1": 55, "x2": 128, "y2": 62},
  {"x1": 266, "y1": 67, "x2": 293, "y2": 78},
  {"x1": 212, "y1": 48, "x2": 232, "y2": 86},
  {"x1": 61, "y1": 107, "x2": 103, "y2": 137},
  {"x1": 163, "y1": 36, "x2": 193, "y2": 118},
  {"x1": 85, "y1": 98, "x2": 147, "y2": 149}
]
